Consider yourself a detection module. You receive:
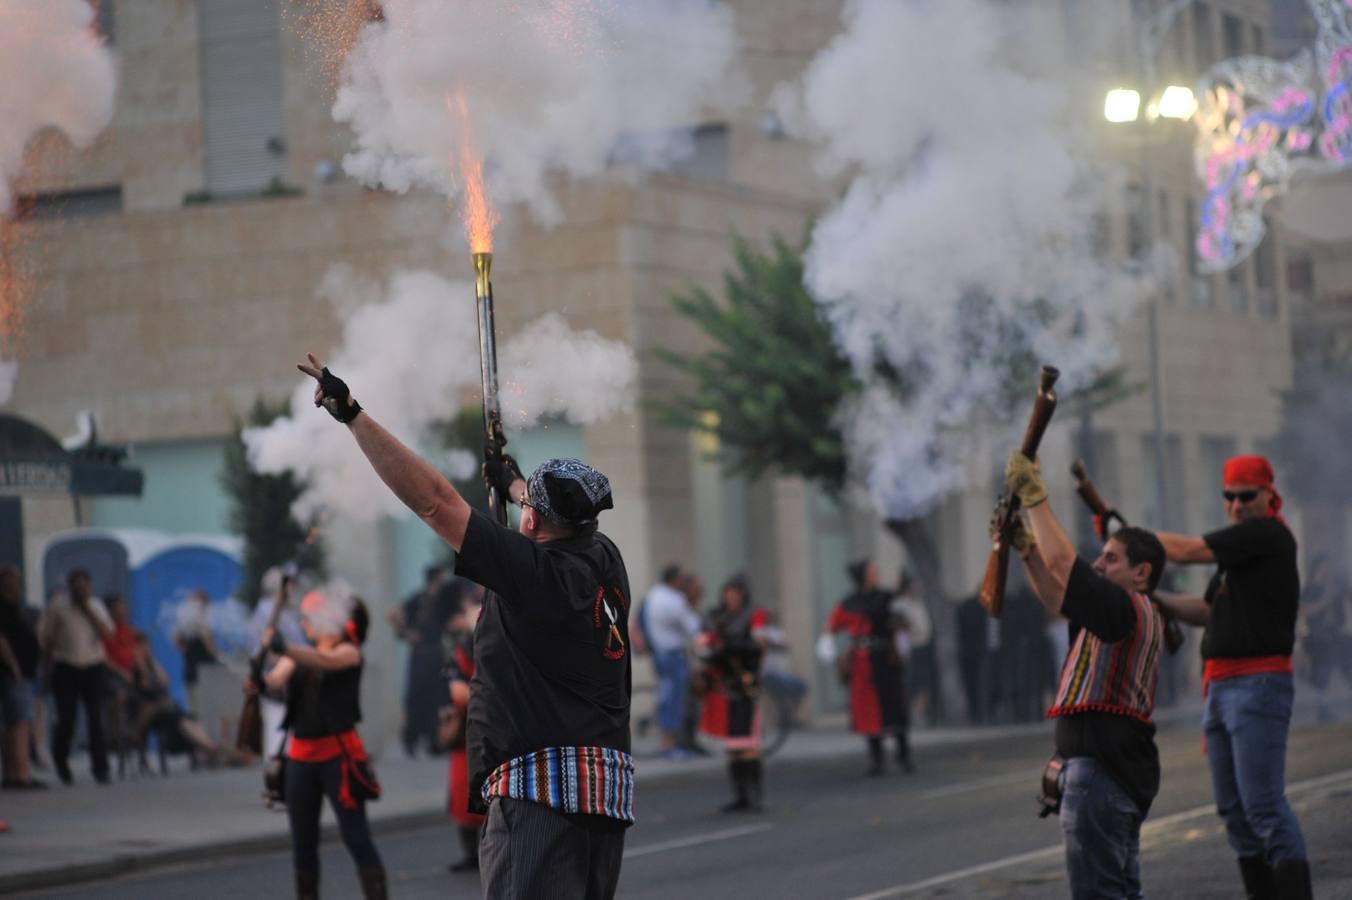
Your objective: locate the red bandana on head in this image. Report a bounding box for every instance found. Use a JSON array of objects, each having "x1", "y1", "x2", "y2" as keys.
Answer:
[{"x1": 1222, "y1": 454, "x2": 1283, "y2": 520}]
